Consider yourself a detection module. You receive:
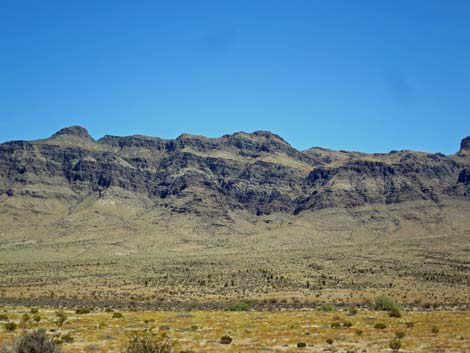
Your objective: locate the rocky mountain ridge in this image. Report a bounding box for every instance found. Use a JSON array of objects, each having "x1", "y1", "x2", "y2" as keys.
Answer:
[{"x1": 1, "y1": 126, "x2": 469, "y2": 219}]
